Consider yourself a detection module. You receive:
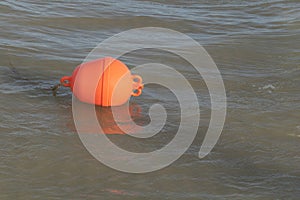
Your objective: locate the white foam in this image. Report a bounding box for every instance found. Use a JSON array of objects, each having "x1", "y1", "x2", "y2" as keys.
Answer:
[{"x1": 262, "y1": 84, "x2": 275, "y2": 90}]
